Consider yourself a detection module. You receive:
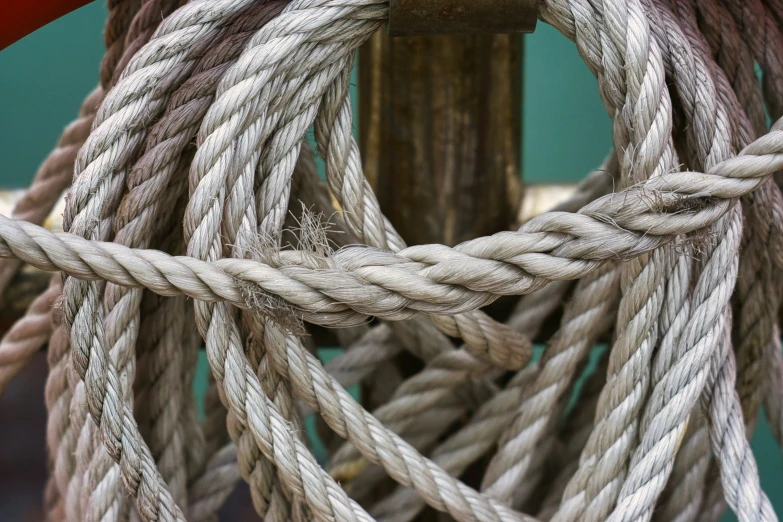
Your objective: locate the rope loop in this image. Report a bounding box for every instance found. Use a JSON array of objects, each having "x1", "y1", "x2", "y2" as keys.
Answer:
[{"x1": 1, "y1": 0, "x2": 783, "y2": 521}]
